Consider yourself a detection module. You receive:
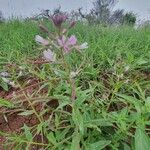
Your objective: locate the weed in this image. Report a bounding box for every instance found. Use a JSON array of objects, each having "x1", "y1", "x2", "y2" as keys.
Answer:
[{"x1": 0, "y1": 19, "x2": 150, "y2": 149}]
